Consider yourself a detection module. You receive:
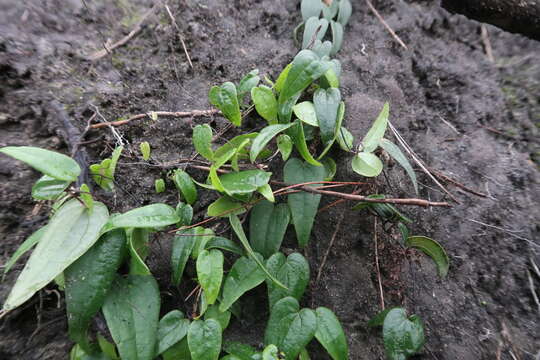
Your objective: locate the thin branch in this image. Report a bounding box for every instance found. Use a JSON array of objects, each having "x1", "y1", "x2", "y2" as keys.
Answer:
[
  {"x1": 365, "y1": 0, "x2": 408, "y2": 50},
  {"x1": 89, "y1": 109, "x2": 220, "y2": 129},
  {"x1": 164, "y1": 3, "x2": 193, "y2": 68},
  {"x1": 316, "y1": 209, "x2": 345, "y2": 283},
  {"x1": 374, "y1": 218, "x2": 385, "y2": 310},
  {"x1": 428, "y1": 167, "x2": 488, "y2": 198}
]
